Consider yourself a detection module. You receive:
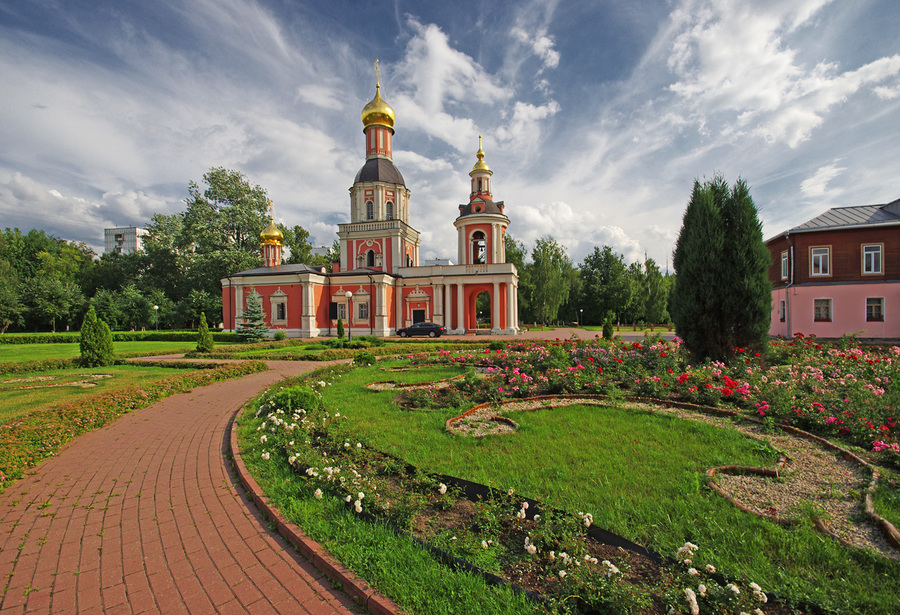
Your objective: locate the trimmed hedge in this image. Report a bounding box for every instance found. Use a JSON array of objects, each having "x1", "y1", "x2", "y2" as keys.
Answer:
[
  {"x1": 0, "y1": 331, "x2": 238, "y2": 344},
  {"x1": 0, "y1": 357, "x2": 80, "y2": 375},
  {"x1": 0, "y1": 360, "x2": 267, "y2": 491}
]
